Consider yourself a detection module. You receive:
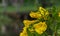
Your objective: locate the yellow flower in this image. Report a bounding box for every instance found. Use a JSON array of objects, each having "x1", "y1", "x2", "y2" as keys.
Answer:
[
  {"x1": 39, "y1": 7, "x2": 46, "y2": 12},
  {"x1": 58, "y1": 12, "x2": 60, "y2": 17},
  {"x1": 33, "y1": 22, "x2": 47, "y2": 34},
  {"x1": 20, "y1": 27, "x2": 28, "y2": 36},
  {"x1": 30, "y1": 12, "x2": 41, "y2": 18},
  {"x1": 41, "y1": 11, "x2": 44, "y2": 15},
  {"x1": 39, "y1": 7, "x2": 49, "y2": 16},
  {"x1": 23, "y1": 20, "x2": 38, "y2": 27}
]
